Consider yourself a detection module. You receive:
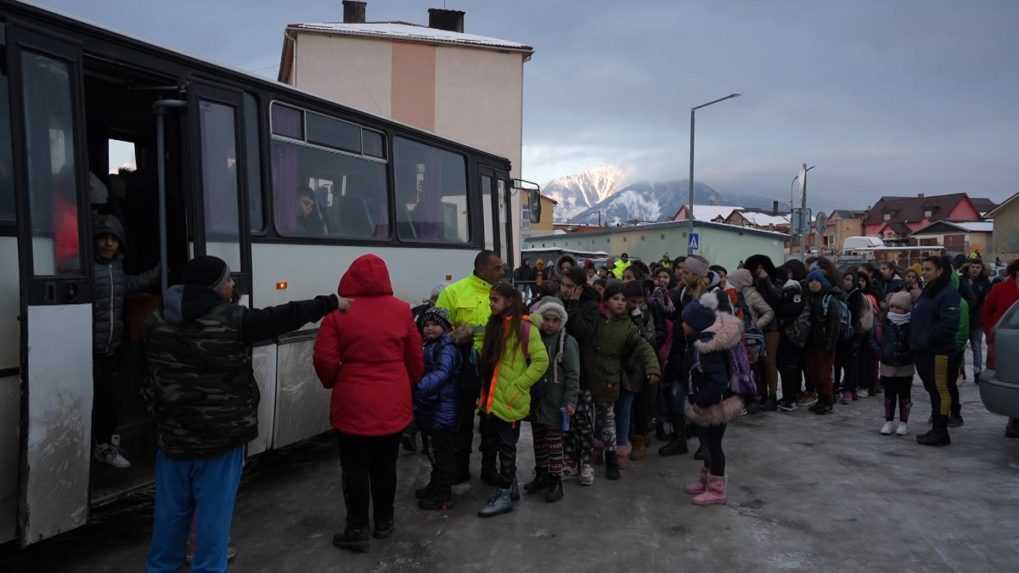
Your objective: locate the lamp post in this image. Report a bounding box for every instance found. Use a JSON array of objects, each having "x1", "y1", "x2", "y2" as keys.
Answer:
[{"x1": 688, "y1": 93, "x2": 740, "y2": 254}]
